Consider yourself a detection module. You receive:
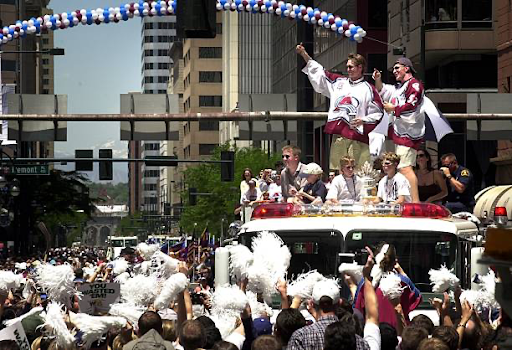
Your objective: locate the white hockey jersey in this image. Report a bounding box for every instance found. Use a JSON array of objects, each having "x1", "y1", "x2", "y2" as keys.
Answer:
[
  {"x1": 302, "y1": 60, "x2": 384, "y2": 144},
  {"x1": 380, "y1": 77, "x2": 426, "y2": 149}
]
